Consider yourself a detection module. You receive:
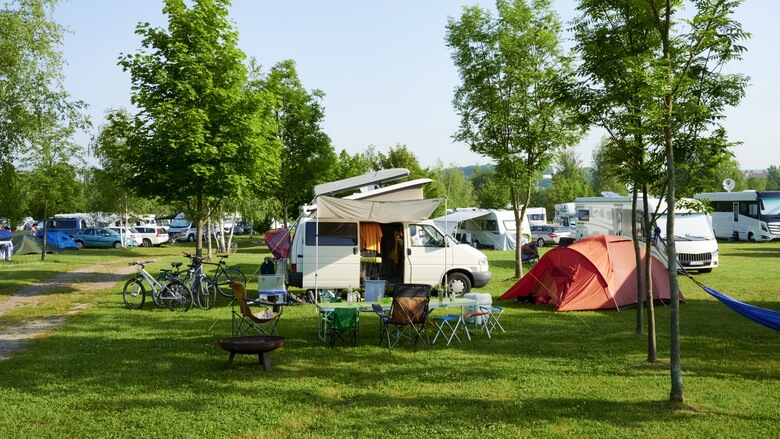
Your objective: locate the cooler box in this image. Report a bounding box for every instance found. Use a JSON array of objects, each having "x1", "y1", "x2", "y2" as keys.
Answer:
[
  {"x1": 363, "y1": 280, "x2": 387, "y2": 302},
  {"x1": 463, "y1": 292, "x2": 492, "y2": 324},
  {"x1": 258, "y1": 274, "x2": 286, "y2": 304}
]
